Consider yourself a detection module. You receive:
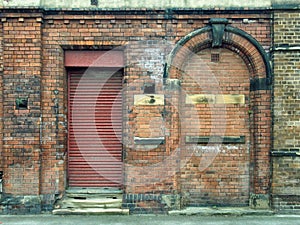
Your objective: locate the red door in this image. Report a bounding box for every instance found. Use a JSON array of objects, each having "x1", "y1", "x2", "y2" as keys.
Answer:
[{"x1": 68, "y1": 68, "x2": 123, "y2": 187}]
